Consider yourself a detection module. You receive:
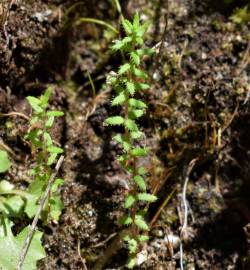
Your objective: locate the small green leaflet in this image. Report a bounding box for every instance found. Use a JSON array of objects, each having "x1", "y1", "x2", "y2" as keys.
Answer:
[
  {"x1": 122, "y1": 36, "x2": 132, "y2": 44},
  {"x1": 127, "y1": 257, "x2": 136, "y2": 269},
  {"x1": 48, "y1": 195, "x2": 64, "y2": 221},
  {"x1": 129, "y1": 109, "x2": 144, "y2": 119},
  {"x1": 139, "y1": 235, "x2": 149, "y2": 242},
  {"x1": 0, "y1": 216, "x2": 46, "y2": 270},
  {"x1": 0, "y1": 180, "x2": 14, "y2": 193},
  {"x1": 137, "y1": 48, "x2": 155, "y2": 56},
  {"x1": 135, "y1": 37, "x2": 144, "y2": 45},
  {"x1": 105, "y1": 116, "x2": 124, "y2": 126},
  {"x1": 124, "y1": 195, "x2": 136, "y2": 208},
  {"x1": 127, "y1": 237, "x2": 138, "y2": 254},
  {"x1": 138, "y1": 166, "x2": 147, "y2": 175},
  {"x1": 120, "y1": 215, "x2": 133, "y2": 225},
  {"x1": 129, "y1": 98, "x2": 147, "y2": 109},
  {"x1": 112, "y1": 92, "x2": 126, "y2": 106},
  {"x1": 47, "y1": 146, "x2": 63, "y2": 154},
  {"x1": 46, "y1": 116, "x2": 54, "y2": 128},
  {"x1": 131, "y1": 147, "x2": 148, "y2": 157},
  {"x1": 47, "y1": 111, "x2": 64, "y2": 117},
  {"x1": 121, "y1": 19, "x2": 133, "y2": 34},
  {"x1": 135, "y1": 82, "x2": 150, "y2": 91},
  {"x1": 130, "y1": 131, "x2": 144, "y2": 140},
  {"x1": 118, "y1": 63, "x2": 131, "y2": 75},
  {"x1": 40, "y1": 87, "x2": 52, "y2": 108},
  {"x1": 133, "y1": 13, "x2": 140, "y2": 30},
  {"x1": 0, "y1": 150, "x2": 11, "y2": 173},
  {"x1": 125, "y1": 119, "x2": 138, "y2": 131},
  {"x1": 134, "y1": 175, "x2": 146, "y2": 191},
  {"x1": 47, "y1": 153, "x2": 58, "y2": 165},
  {"x1": 111, "y1": 40, "x2": 124, "y2": 51},
  {"x1": 135, "y1": 214, "x2": 149, "y2": 231},
  {"x1": 27, "y1": 96, "x2": 43, "y2": 113},
  {"x1": 130, "y1": 52, "x2": 140, "y2": 66},
  {"x1": 113, "y1": 134, "x2": 130, "y2": 152},
  {"x1": 132, "y1": 67, "x2": 148, "y2": 79},
  {"x1": 126, "y1": 81, "x2": 135, "y2": 95},
  {"x1": 4, "y1": 196, "x2": 24, "y2": 217},
  {"x1": 137, "y1": 193, "x2": 157, "y2": 202},
  {"x1": 137, "y1": 21, "x2": 150, "y2": 37},
  {"x1": 43, "y1": 132, "x2": 53, "y2": 147}
]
